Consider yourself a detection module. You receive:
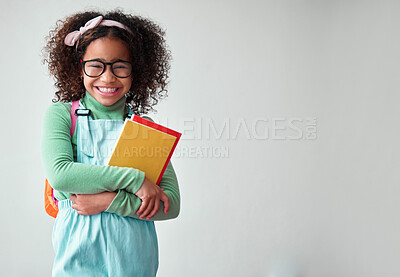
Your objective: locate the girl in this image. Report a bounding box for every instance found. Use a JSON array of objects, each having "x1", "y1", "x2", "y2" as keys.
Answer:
[{"x1": 41, "y1": 10, "x2": 180, "y2": 276}]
